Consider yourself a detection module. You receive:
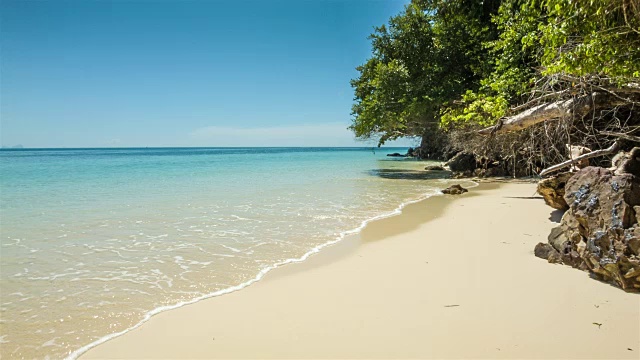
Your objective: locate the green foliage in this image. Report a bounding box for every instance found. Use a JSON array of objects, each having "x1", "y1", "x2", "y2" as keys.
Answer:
[
  {"x1": 443, "y1": 0, "x2": 640, "y2": 127},
  {"x1": 350, "y1": 0, "x2": 499, "y2": 145},
  {"x1": 441, "y1": 91, "x2": 508, "y2": 127},
  {"x1": 351, "y1": 0, "x2": 640, "y2": 145},
  {"x1": 538, "y1": 0, "x2": 640, "y2": 79}
]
